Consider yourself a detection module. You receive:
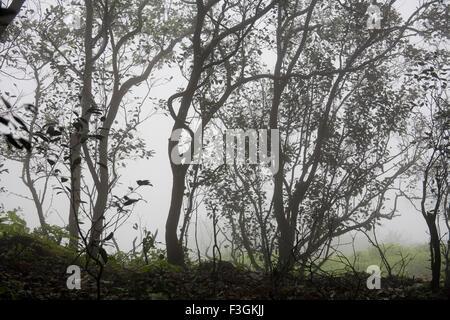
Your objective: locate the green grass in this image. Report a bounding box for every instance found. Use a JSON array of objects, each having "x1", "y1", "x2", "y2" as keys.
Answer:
[
  {"x1": 320, "y1": 243, "x2": 443, "y2": 279},
  {"x1": 210, "y1": 243, "x2": 444, "y2": 280}
]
